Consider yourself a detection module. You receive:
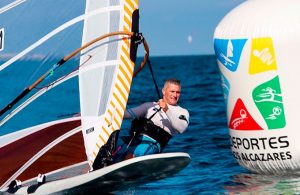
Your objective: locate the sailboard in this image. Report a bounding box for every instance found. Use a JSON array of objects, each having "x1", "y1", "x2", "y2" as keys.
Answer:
[
  {"x1": 2, "y1": 153, "x2": 191, "y2": 194},
  {"x1": 0, "y1": 0, "x2": 190, "y2": 193}
]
